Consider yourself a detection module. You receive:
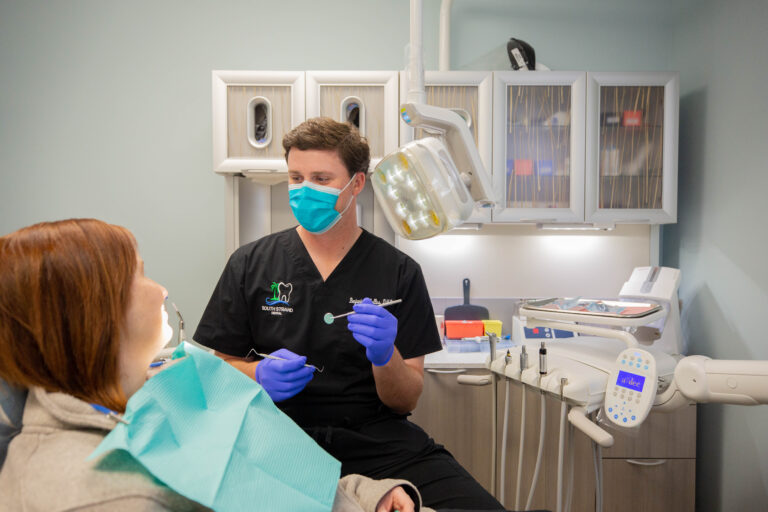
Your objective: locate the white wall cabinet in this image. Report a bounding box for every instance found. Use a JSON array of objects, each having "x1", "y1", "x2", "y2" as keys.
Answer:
[
  {"x1": 212, "y1": 70, "x2": 305, "y2": 184},
  {"x1": 492, "y1": 71, "x2": 678, "y2": 225},
  {"x1": 213, "y1": 70, "x2": 678, "y2": 255},
  {"x1": 306, "y1": 71, "x2": 400, "y2": 167},
  {"x1": 585, "y1": 72, "x2": 679, "y2": 224},
  {"x1": 492, "y1": 71, "x2": 587, "y2": 223}
]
